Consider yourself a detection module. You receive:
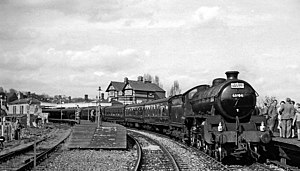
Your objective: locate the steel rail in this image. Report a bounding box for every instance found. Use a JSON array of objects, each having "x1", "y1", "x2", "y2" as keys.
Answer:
[
  {"x1": 127, "y1": 134, "x2": 142, "y2": 171},
  {"x1": 128, "y1": 130, "x2": 181, "y2": 171}
]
